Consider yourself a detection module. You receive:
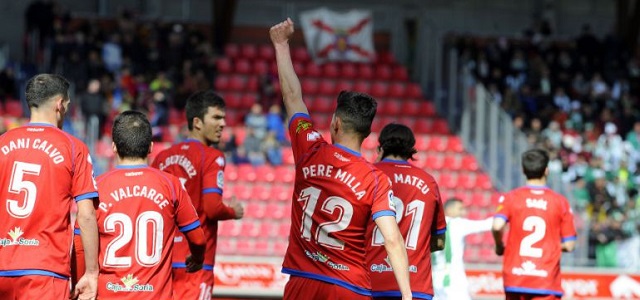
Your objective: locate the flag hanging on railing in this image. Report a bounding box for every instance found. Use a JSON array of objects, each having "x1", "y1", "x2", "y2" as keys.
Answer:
[{"x1": 299, "y1": 7, "x2": 375, "y2": 64}]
